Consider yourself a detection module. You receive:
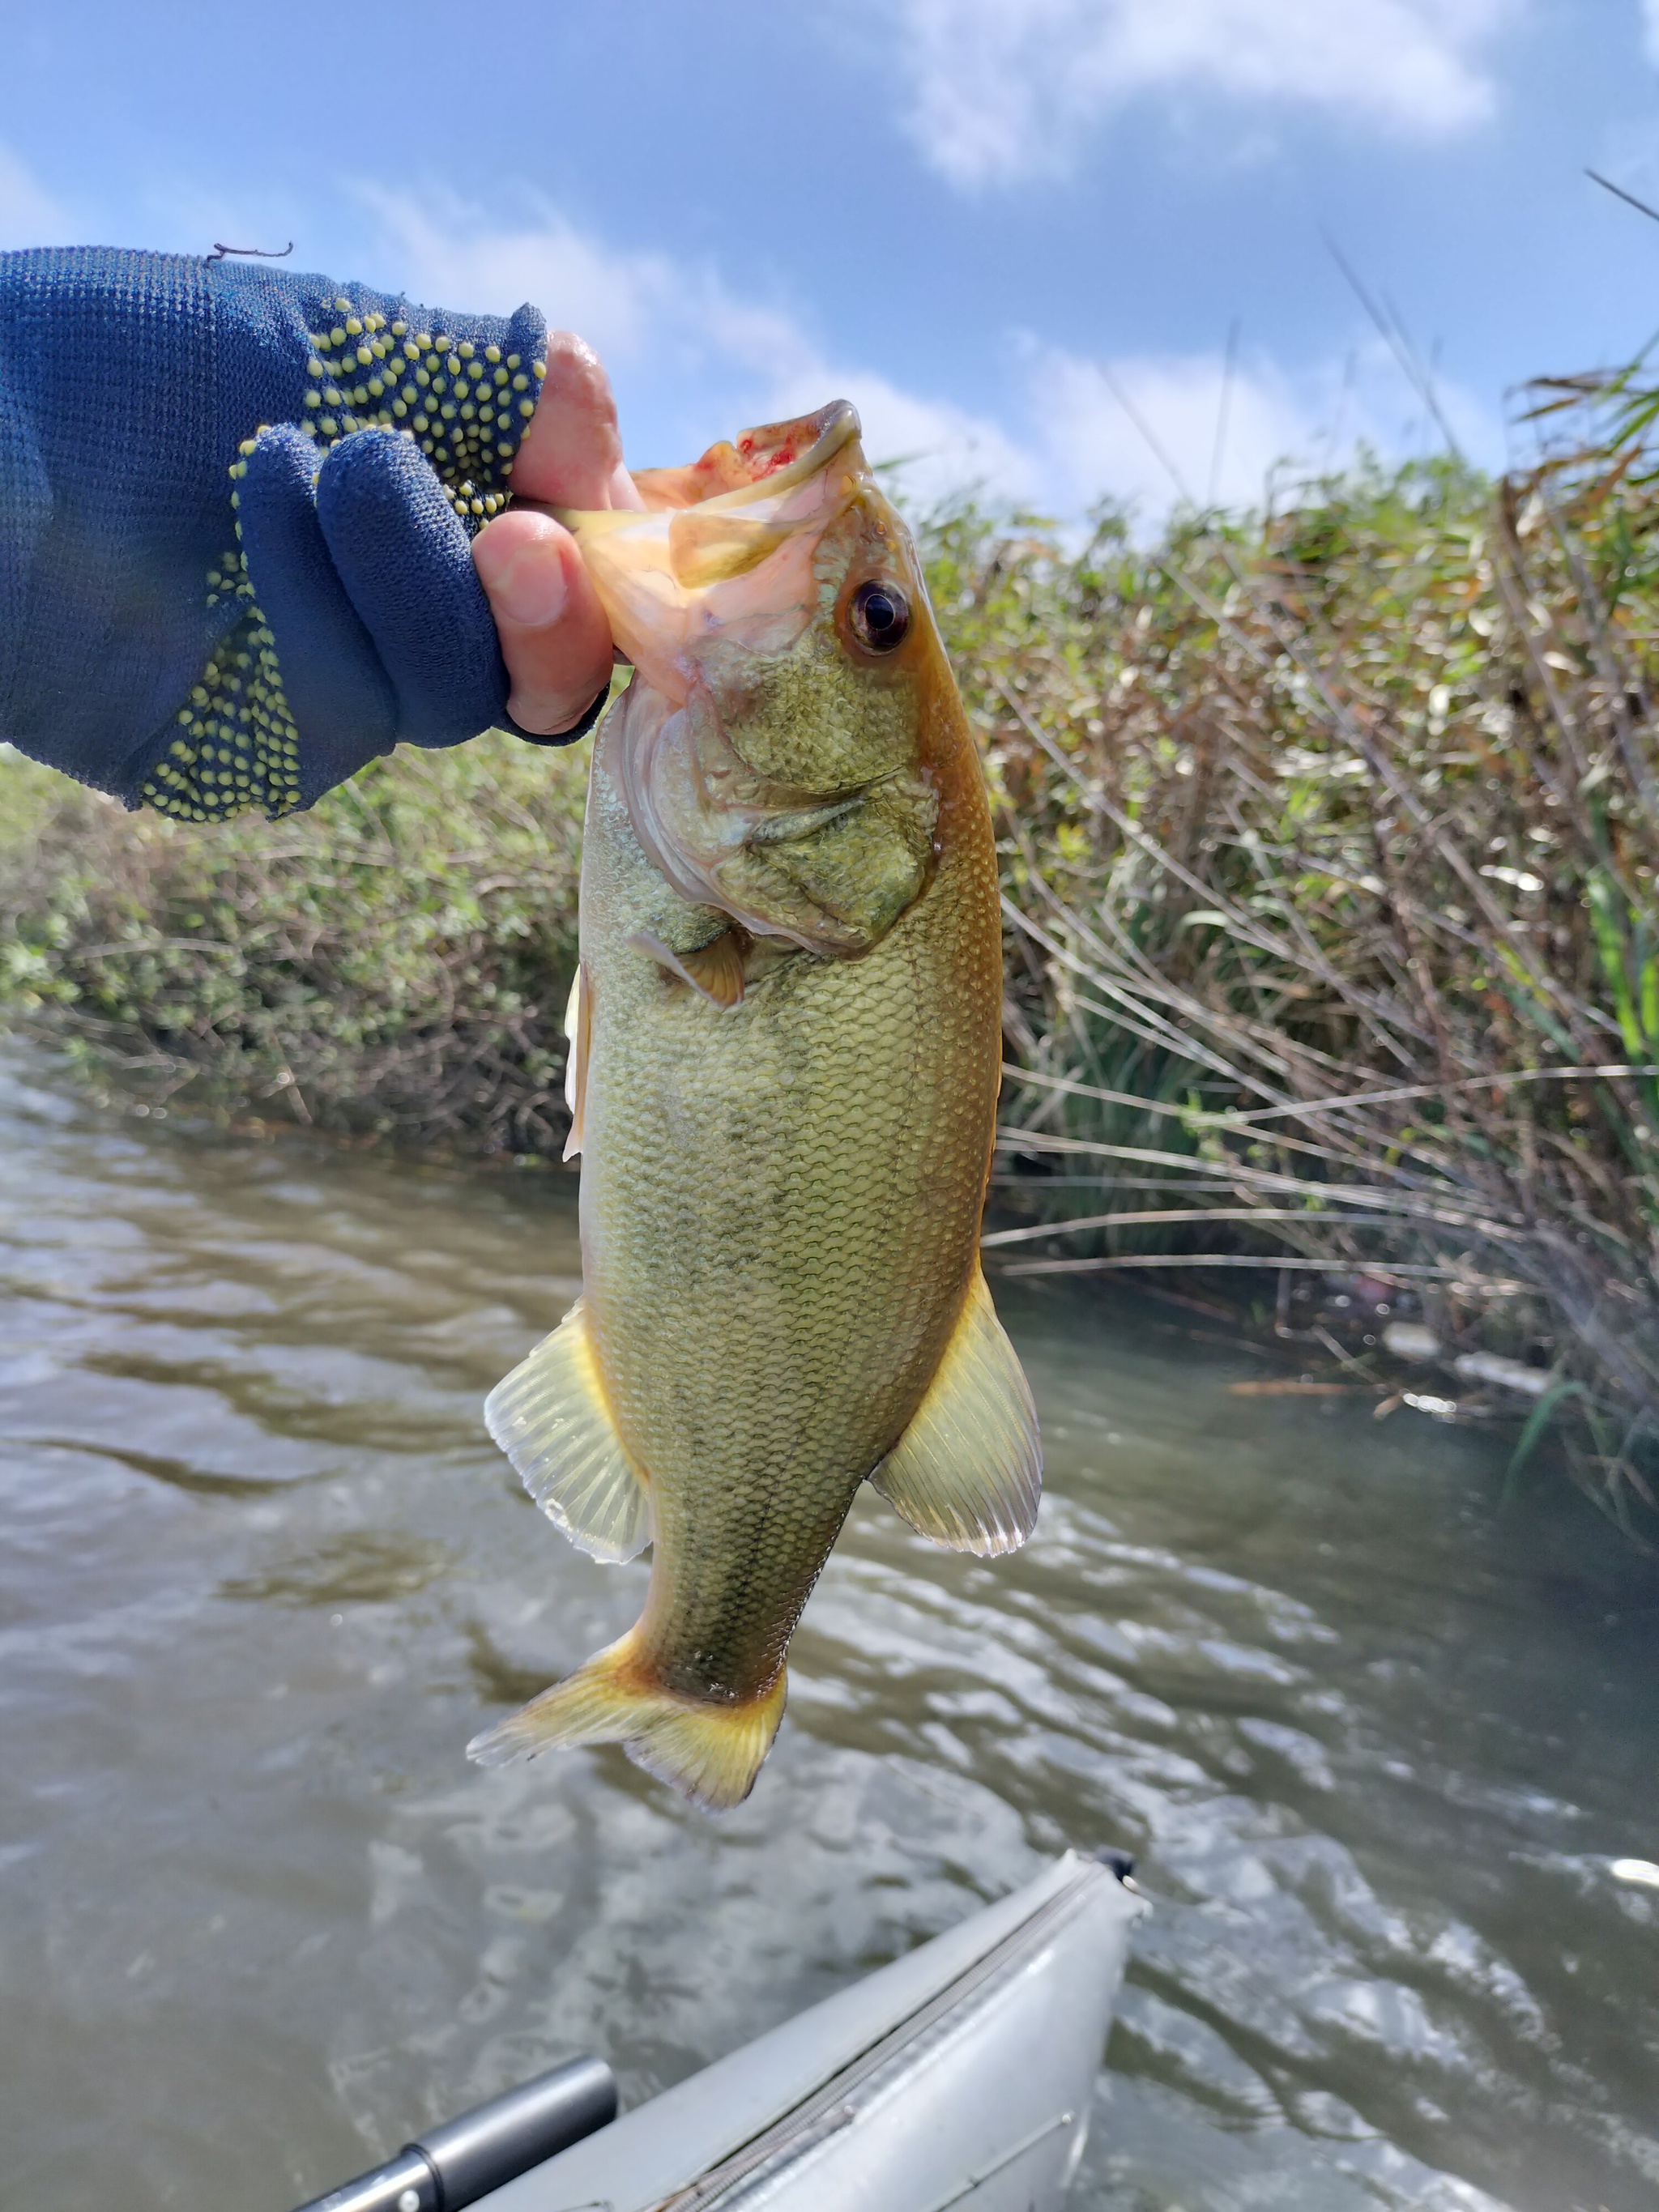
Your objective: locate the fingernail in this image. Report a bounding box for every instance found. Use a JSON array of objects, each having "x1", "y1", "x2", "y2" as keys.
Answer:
[{"x1": 485, "y1": 539, "x2": 569, "y2": 629}]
